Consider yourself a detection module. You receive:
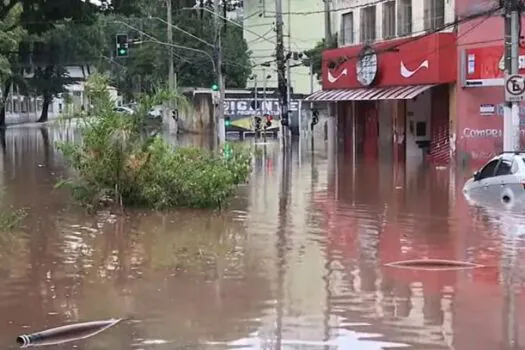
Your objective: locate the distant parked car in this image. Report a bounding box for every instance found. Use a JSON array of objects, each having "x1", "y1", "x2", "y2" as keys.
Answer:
[
  {"x1": 463, "y1": 152, "x2": 525, "y2": 207},
  {"x1": 147, "y1": 106, "x2": 163, "y2": 120},
  {"x1": 114, "y1": 106, "x2": 135, "y2": 115}
]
